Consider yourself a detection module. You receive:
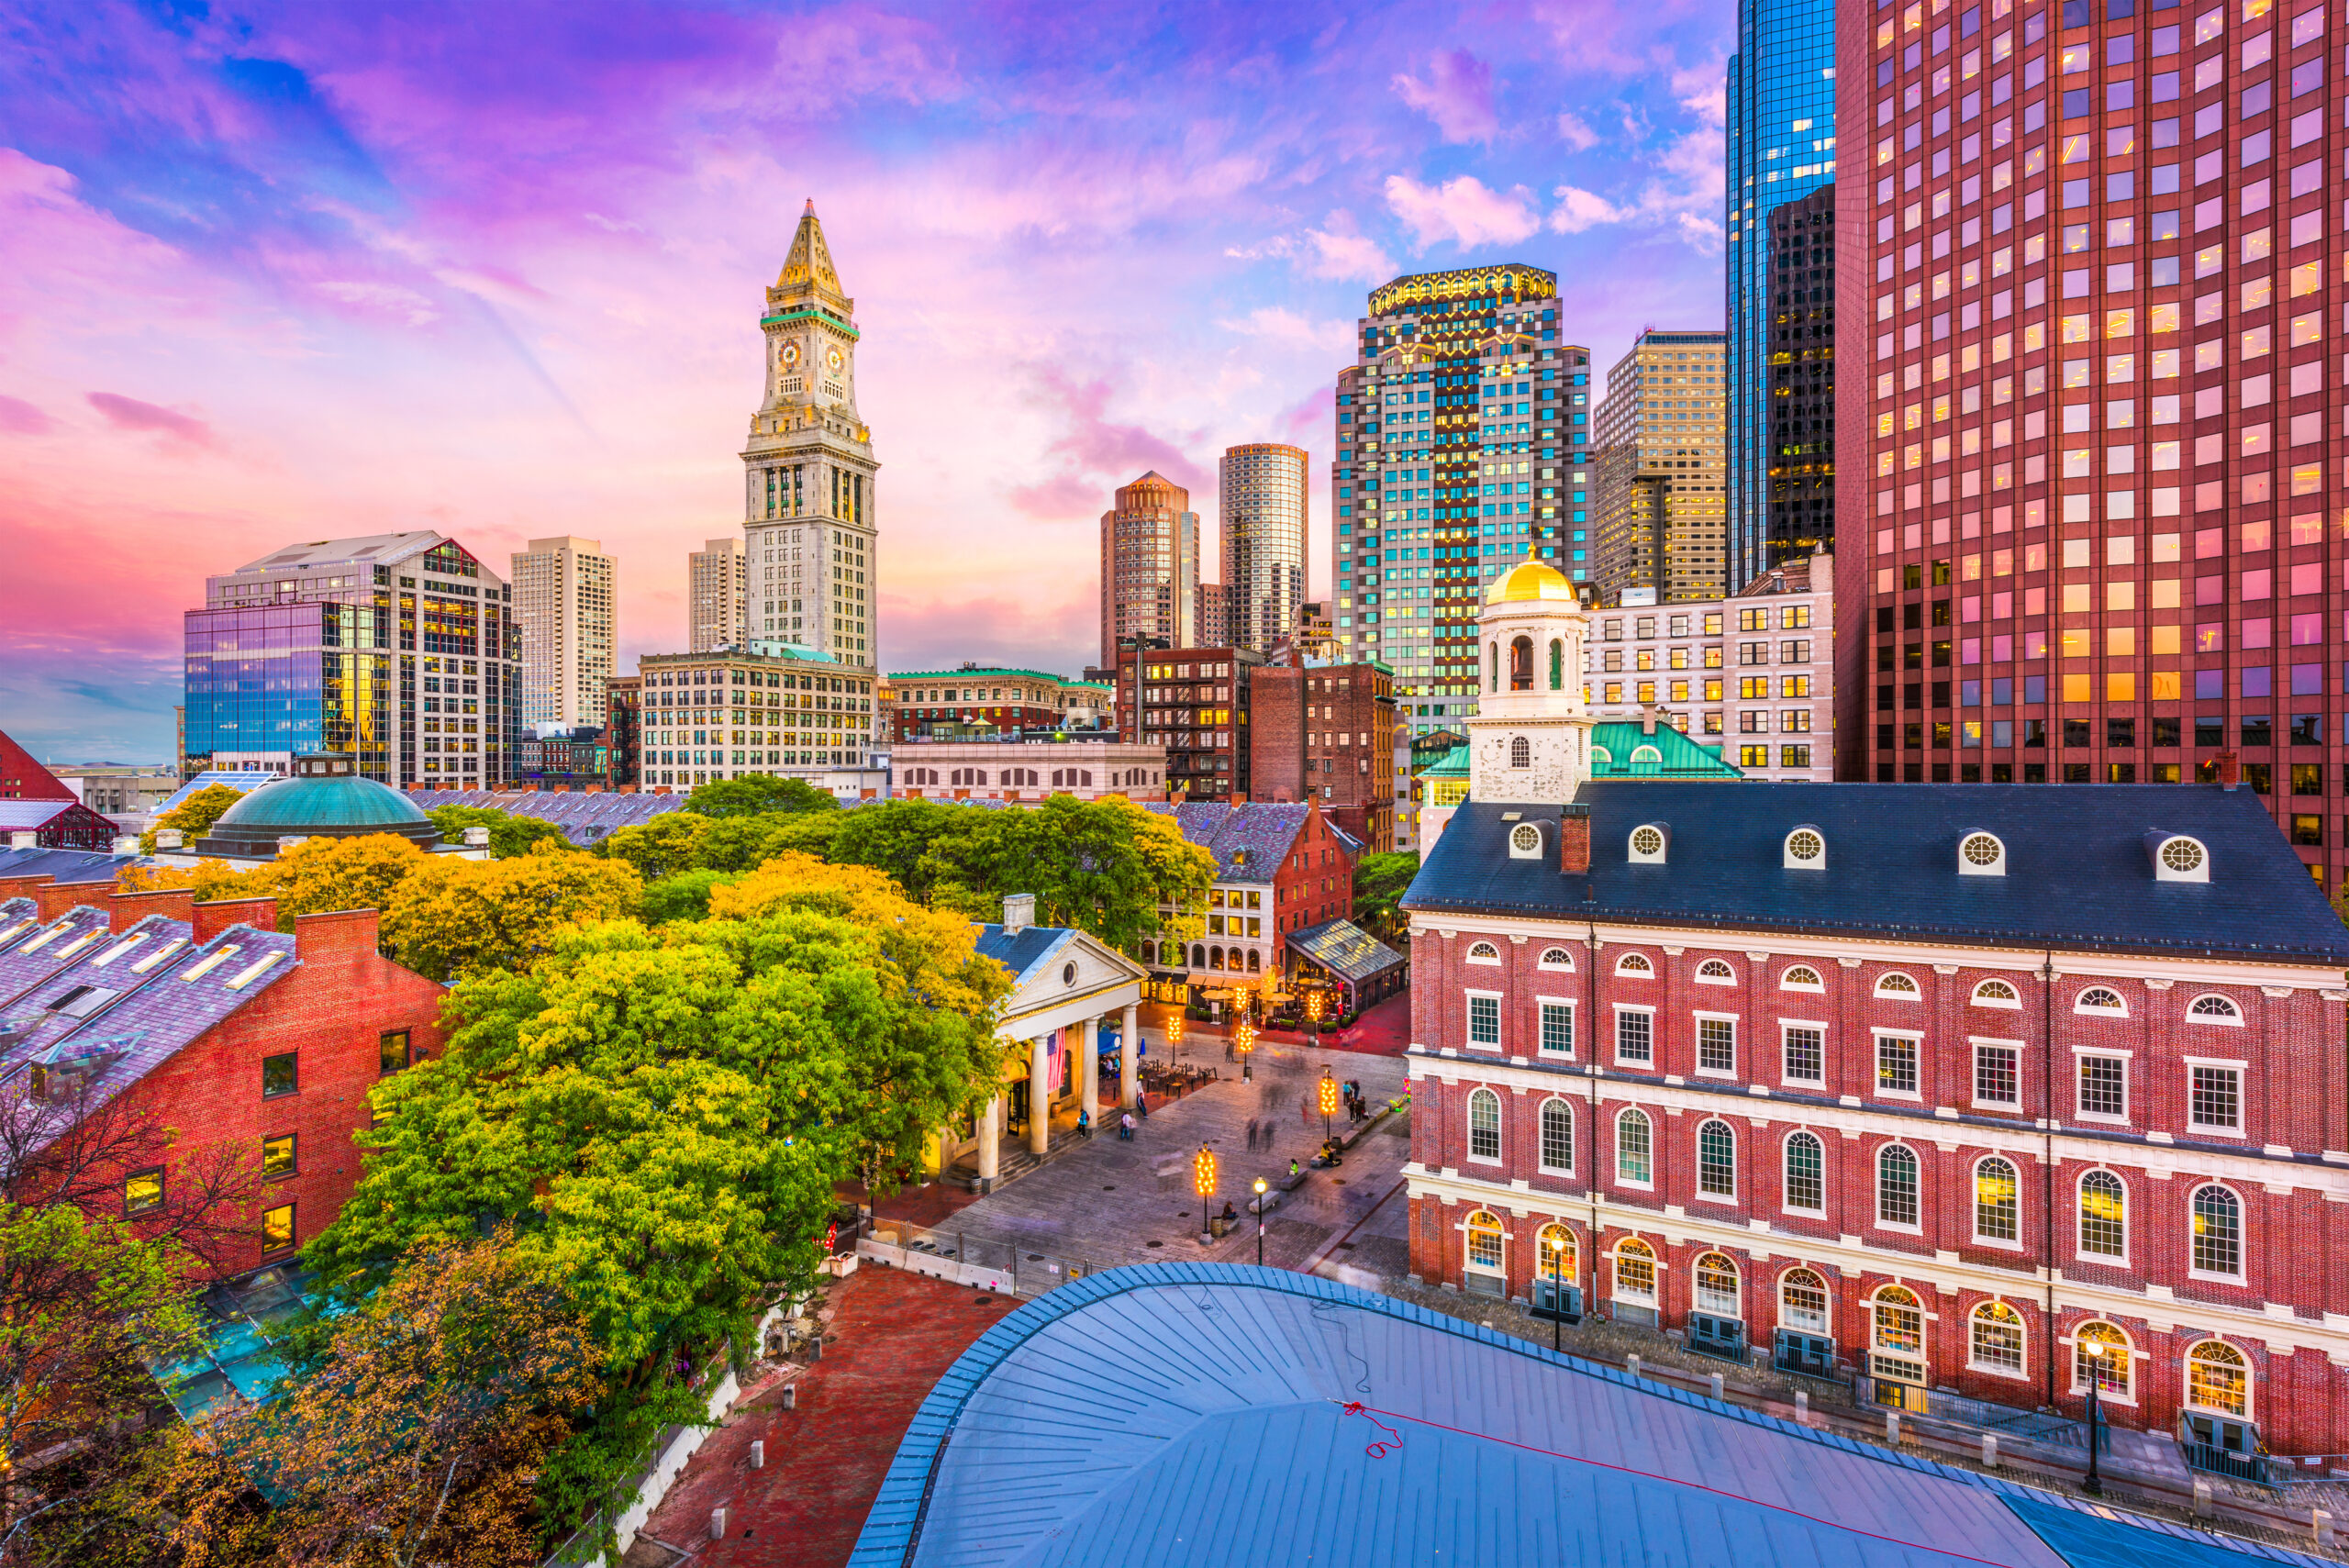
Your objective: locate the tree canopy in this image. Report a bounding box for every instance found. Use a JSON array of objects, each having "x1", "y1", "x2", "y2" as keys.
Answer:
[
  {"x1": 379, "y1": 843, "x2": 643, "y2": 984},
  {"x1": 424, "y1": 804, "x2": 573, "y2": 859},
  {"x1": 685, "y1": 774, "x2": 841, "y2": 819},
  {"x1": 137, "y1": 784, "x2": 243, "y2": 854},
  {"x1": 1351, "y1": 851, "x2": 1420, "y2": 945}
]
